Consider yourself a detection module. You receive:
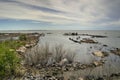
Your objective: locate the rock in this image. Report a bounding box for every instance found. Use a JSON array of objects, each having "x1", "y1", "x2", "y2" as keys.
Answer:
[
  {"x1": 59, "y1": 58, "x2": 68, "y2": 66},
  {"x1": 69, "y1": 38, "x2": 81, "y2": 44},
  {"x1": 93, "y1": 61, "x2": 103, "y2": 67},
  {"x1": 25, "y1": 44, "x2": 32, "y2": 48},
  {"x1": 85, "y1": 75, "x2": 95, "y2": 80},
  {"x1": 55, "y1": 76, "x2": 64, "y2": 80},
  {"x1": 64, "y1": 32, "x2": 78, "y2": 36},
  {"x1": 80, "y1": 38, "x2": 98, "y2": 43},
  {"x1": 92, "y1": 51, "x2": 108, "y2": 58},
  {"x1": 62, "y1": 66, "x2": 69, "y2": 71},
  {"x1": 16, "y1": 46, "x2": 26, "y2": 53},
  {"x1": 110, "y1": 73, "x2": 120, "y2": 77},
  {"x1": 92, "y1": 59, "x2": 105, "y2": 67},
  {"x1": 103, "y1": 44, "x2": 108, "y2": 47},
  {"x1": 91, "y1": 35, "x2": 107, "y2": 38},
  {"x1": 93, "y1": 51, "x2": 103, "y2": 57},
  {"x1": 72, "y1": 62, "x2": 79, "y2": 68},
  {"x1": 79, "y1": 77, "x2": 84, "y2": 80},
  {"x1": 110, "y1": 48, "x2": 120, "y2": 56},
  {"x1": 97, "y1": 77, "x2": 105, "y2": 80},
  {"x1": 36, "y1": 64, "x2": 42, "y2": 69},
  {"x1": 66, "y1": 64, "x2": 72, "y2": 67}
]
